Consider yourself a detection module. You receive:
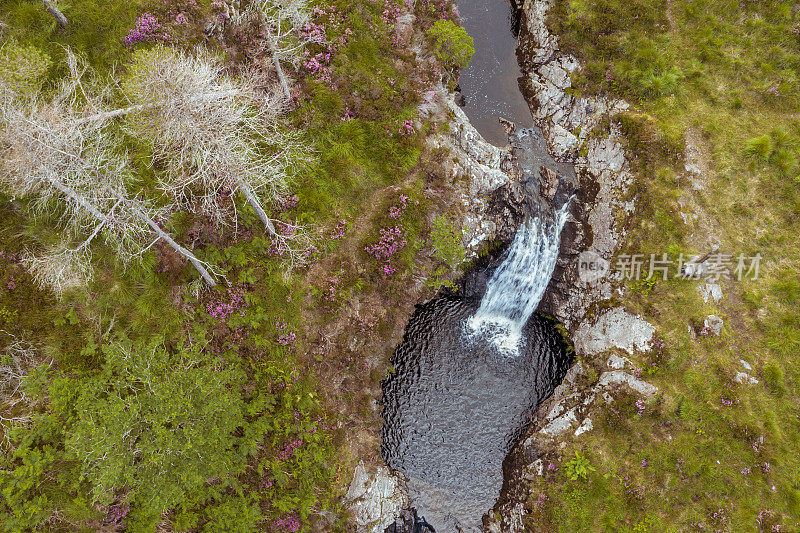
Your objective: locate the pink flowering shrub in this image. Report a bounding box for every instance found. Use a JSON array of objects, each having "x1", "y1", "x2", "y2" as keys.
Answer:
[
  {"x1": 299, "y1": 6, "x2": 349, "y2": 86},
  {"x1": 329, "y1": 220, "x2": 347, "y2": 239},
  {"x1": 397, "y1": 119, "x2": 415, "y2": 136},
  {"x1": 363, "y1": 192, "x2": 420, "y2": 277},
  {"x1": 124, "y1": 2, "x2": 204, "y2": 48},
  {"x1": 275, "y1": 321, "x2": 297, "y2": 346},
  {"x1": 365, "y1": 225, "x2": 406, "y2": 276},
  {"x1": 278, "y1": 438, "x2": 303, "y2": 461},
  {"x1": 206, "y1": 286, "x2": 247, "y2": 320},
  {"x1": 106, "y1": 501, "x2": 130, "y2": 524},
  {"x1": 275, "y1": 194, "x2": 299, "y2": 213},
  {"x1": 272, "y1": 512, "x2": 301, "y2": 532},
  {"x1": 124, "y1": 13, "x2": 171, "y2": 46}
]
